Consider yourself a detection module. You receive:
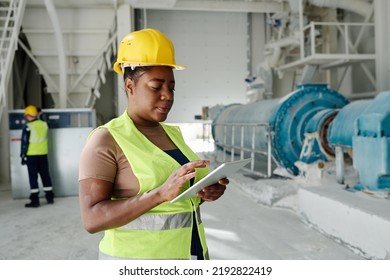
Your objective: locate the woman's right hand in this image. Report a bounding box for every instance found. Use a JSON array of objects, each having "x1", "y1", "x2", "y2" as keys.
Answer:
[{"x1": 158, "y1": 160, "x2": 210, "y2": 201}]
